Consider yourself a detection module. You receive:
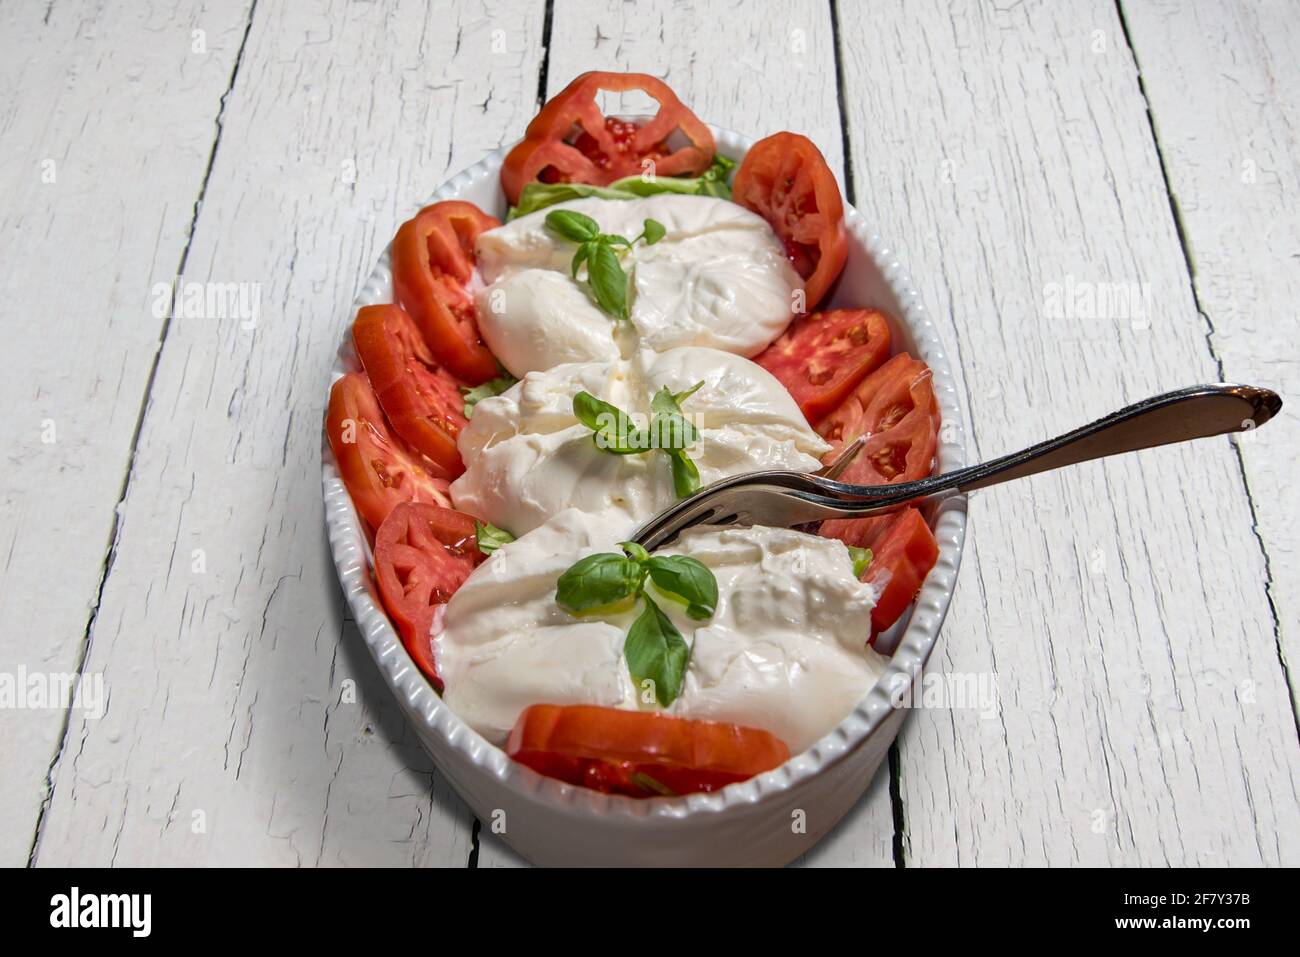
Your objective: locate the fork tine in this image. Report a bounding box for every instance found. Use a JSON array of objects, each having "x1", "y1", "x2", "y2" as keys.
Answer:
[
  {"x1": 632, "y1": 481, "x2": 856, "y2": 550},
  {"x1": 816, "y1": 435, "x2": 866, "y2": 480}
]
